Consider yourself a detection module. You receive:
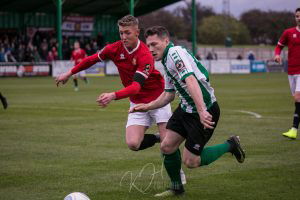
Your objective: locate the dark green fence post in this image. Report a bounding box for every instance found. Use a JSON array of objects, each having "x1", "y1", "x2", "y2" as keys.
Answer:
[
  {"x1": 56, "y1": 0, "x2": 62, "y2": 60},
  {"x1": 130, "y1": 0, "x2": 134, "y2": 16}
]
